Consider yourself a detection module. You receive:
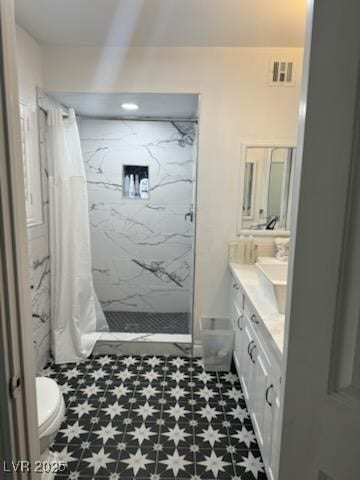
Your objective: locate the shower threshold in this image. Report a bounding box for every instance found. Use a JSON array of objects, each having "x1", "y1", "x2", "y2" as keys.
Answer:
[
  {"x1": 96, "y1": 312, "x2": 192, "y2": 355},
  {"x1": 104, "y1": 311, "x2": 190, "y2": 334}
]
